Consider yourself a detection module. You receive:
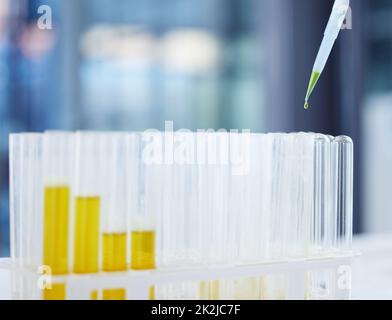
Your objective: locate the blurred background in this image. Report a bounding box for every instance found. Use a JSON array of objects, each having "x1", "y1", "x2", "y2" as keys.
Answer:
[{"x1": 0, "y1": 0, "x2": 390, "y2": 256}]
